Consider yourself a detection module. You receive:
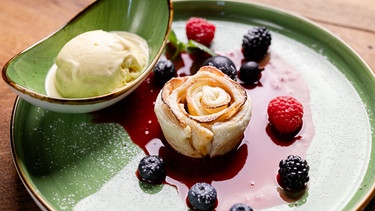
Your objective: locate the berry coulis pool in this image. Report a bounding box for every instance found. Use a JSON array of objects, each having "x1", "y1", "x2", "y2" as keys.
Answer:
[{"x1": 94, "y1": 48, "x2": 315, "y2": 210}]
